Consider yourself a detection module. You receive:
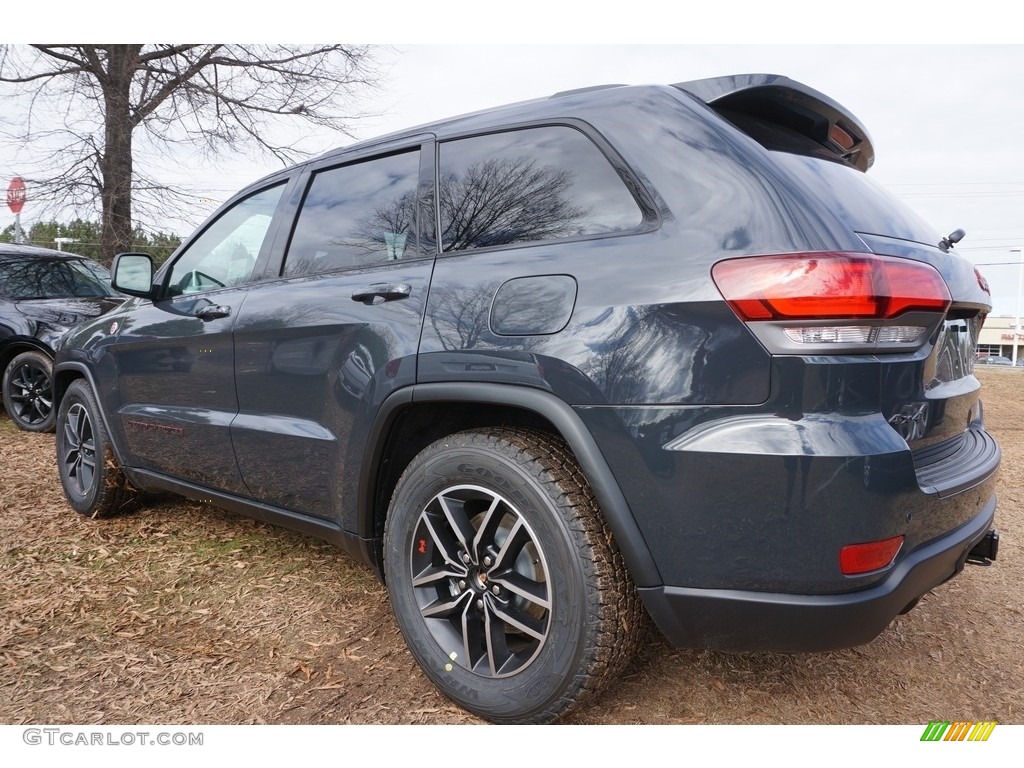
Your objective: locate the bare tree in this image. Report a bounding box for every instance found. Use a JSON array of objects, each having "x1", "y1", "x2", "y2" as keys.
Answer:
[
  {"x1": 438, "y1": 157, "x2": 587, "y2": 250},
  {"x1": 0, "y1": 44, "x2": 378, "y2": 262},
  {"x1": 349, "y1": 154, "x2": 588, "y2": 257}
]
